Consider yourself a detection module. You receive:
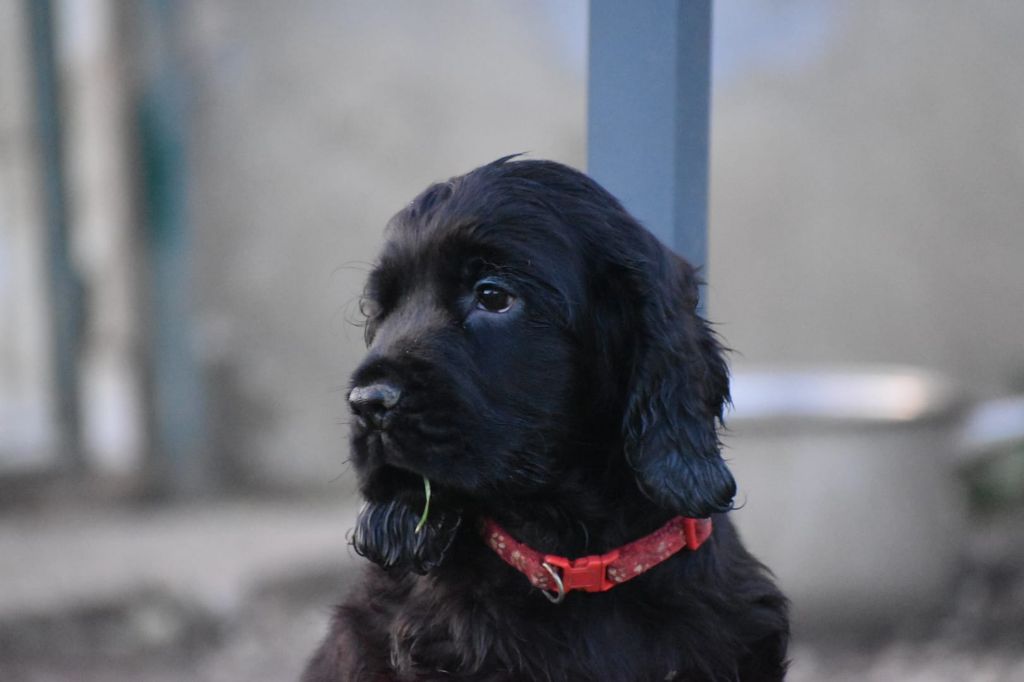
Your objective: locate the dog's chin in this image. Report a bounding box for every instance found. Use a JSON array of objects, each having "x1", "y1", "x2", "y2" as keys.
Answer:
[
  {"x1": 352, "y1": 469, "x2": 464, "y2": 575},
  {"x1": 352, "y1": 500, "x2": 463, "y2": 575}
]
